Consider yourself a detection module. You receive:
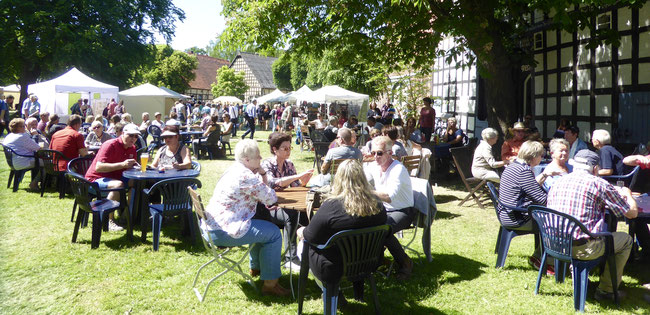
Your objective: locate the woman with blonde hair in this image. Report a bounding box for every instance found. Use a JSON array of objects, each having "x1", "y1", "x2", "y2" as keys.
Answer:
[{"x1": 297, "y1": 159, "x2": 387, "y2": 305}]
